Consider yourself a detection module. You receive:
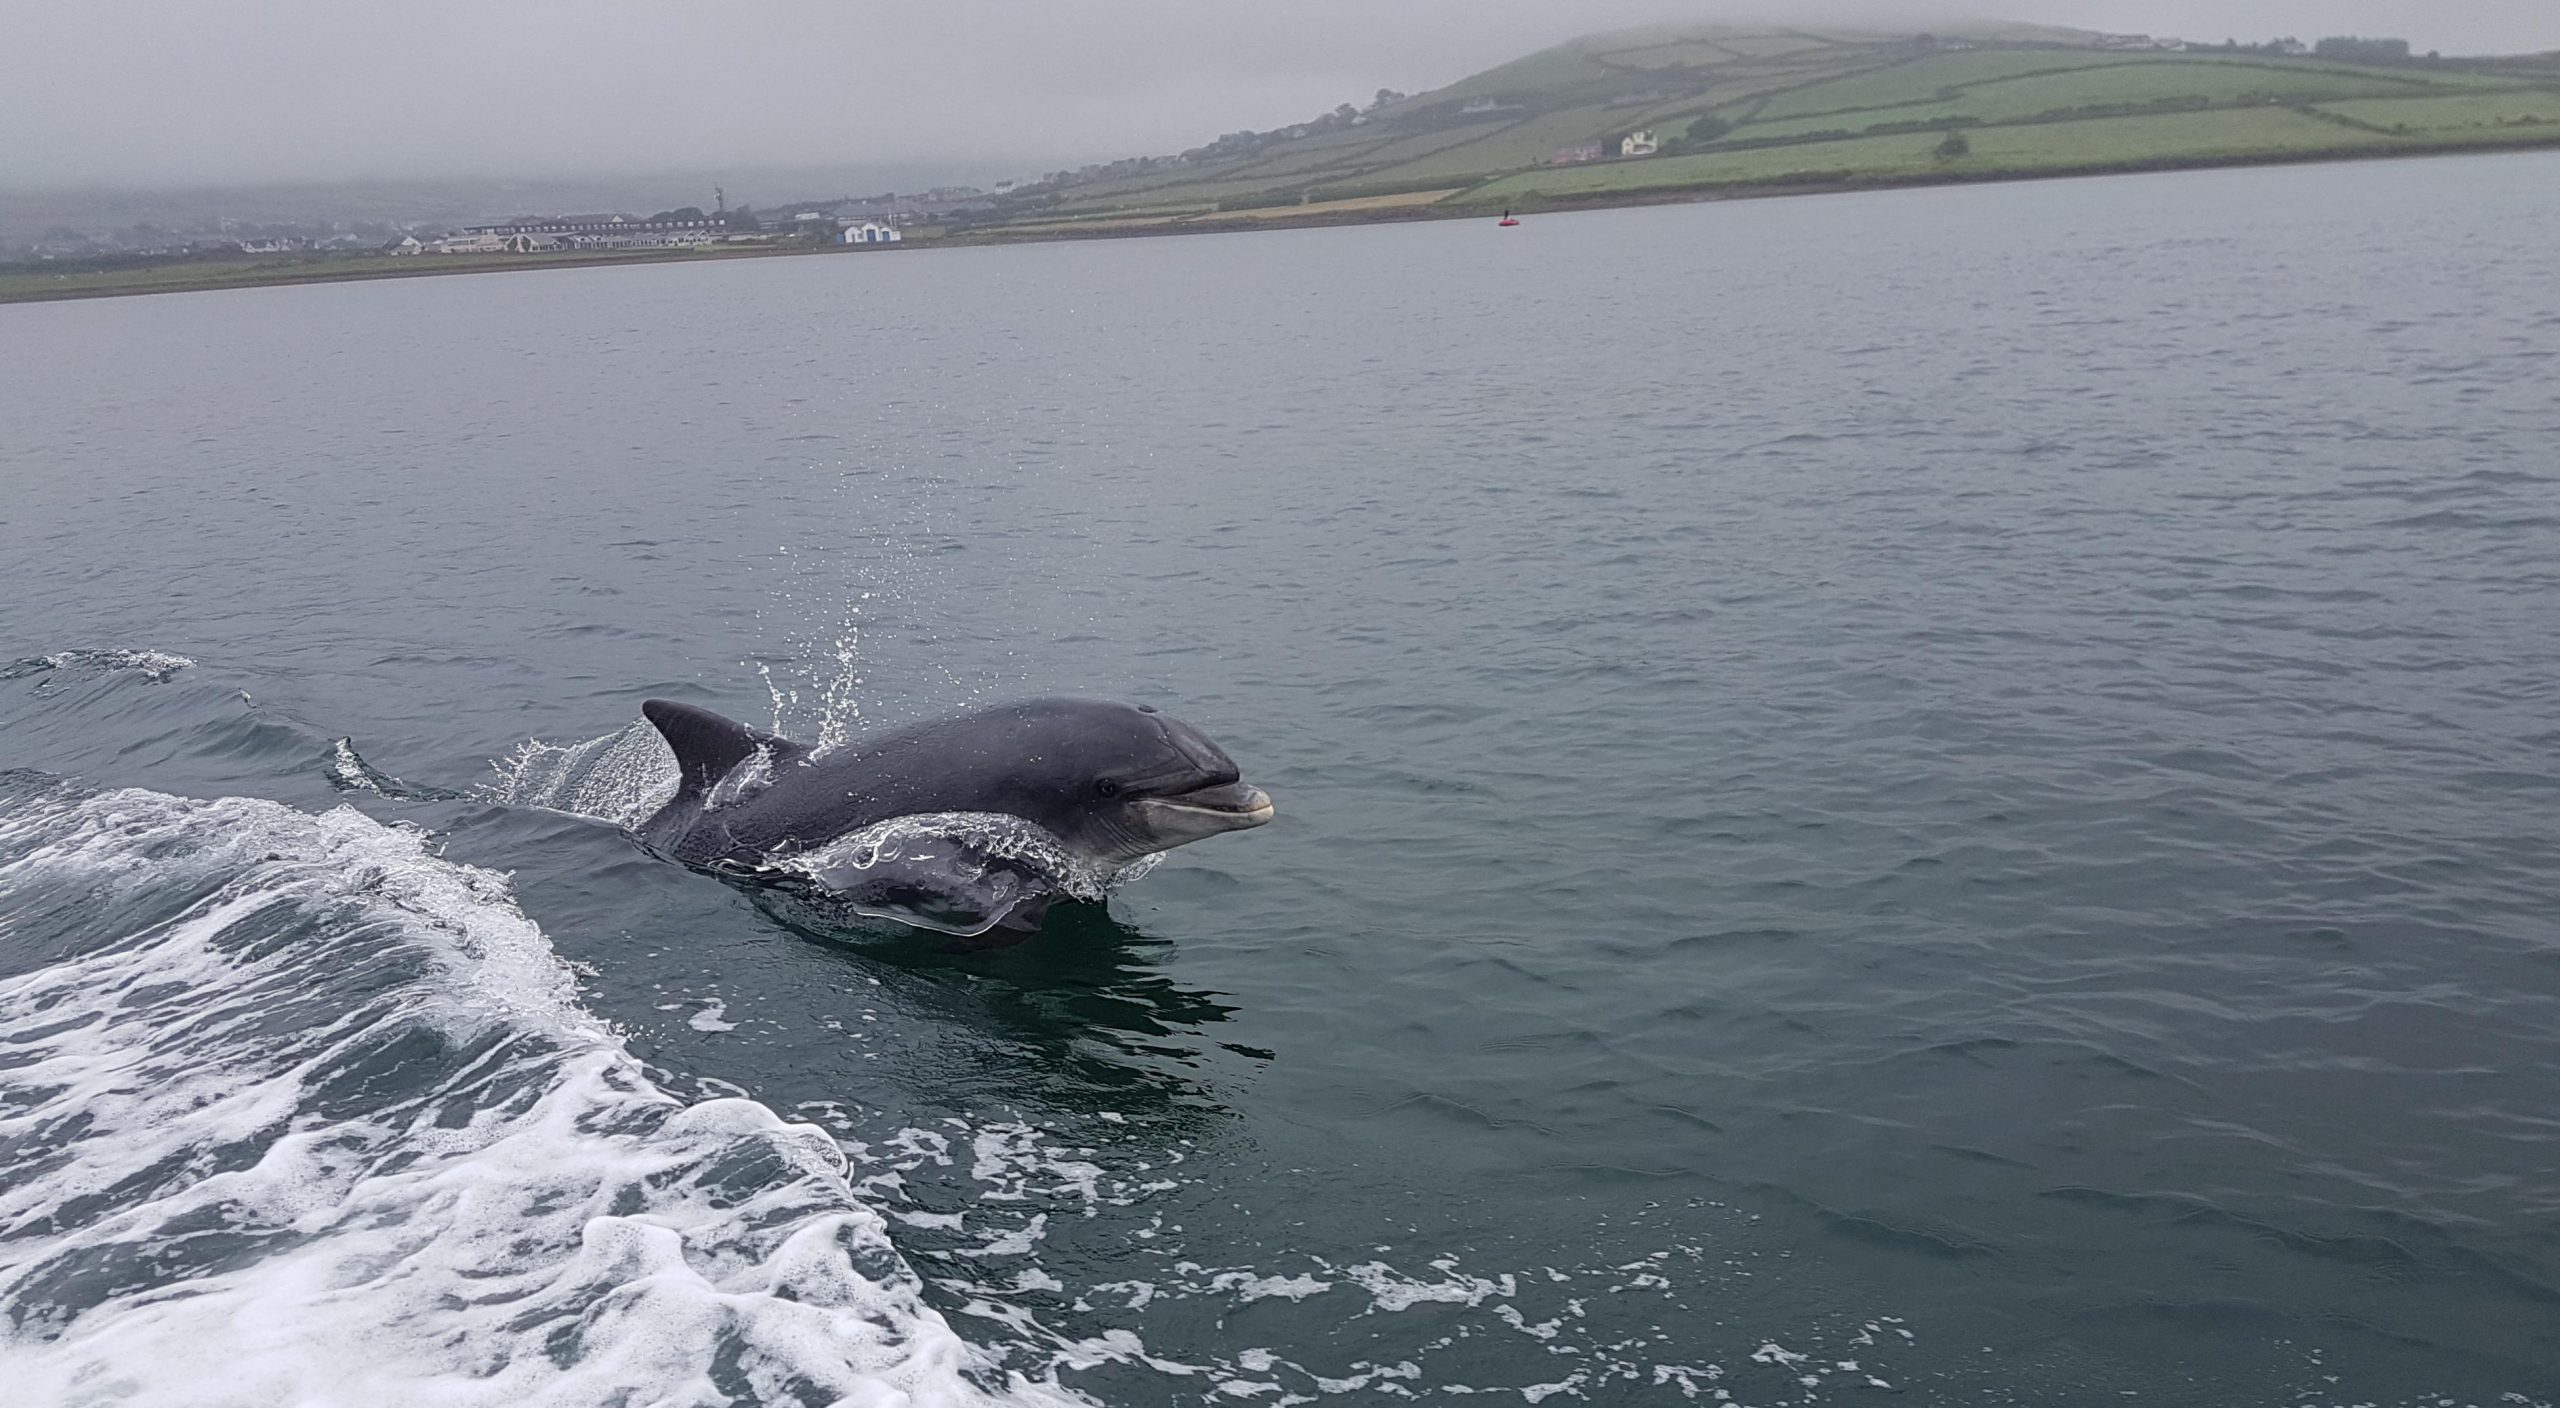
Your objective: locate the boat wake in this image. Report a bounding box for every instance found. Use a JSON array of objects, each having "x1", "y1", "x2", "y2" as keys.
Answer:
[
  {"x1": 0, "y1": 774, "x2": 1082, "y2": 1407},
  {"x1": 0, "y1": 654, "x2": 1936, "y2": 1405}
]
